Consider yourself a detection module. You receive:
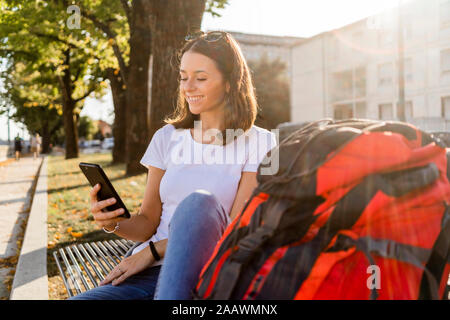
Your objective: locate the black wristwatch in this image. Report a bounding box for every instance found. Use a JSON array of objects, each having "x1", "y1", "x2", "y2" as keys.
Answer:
[{"x1": 149, "y1": 241, "x2": 161, "y2": 261}]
